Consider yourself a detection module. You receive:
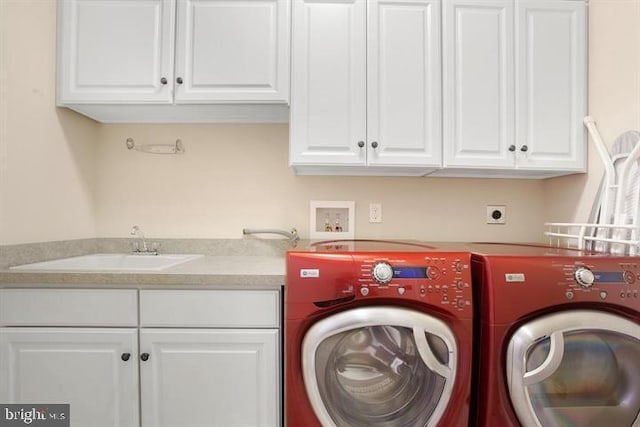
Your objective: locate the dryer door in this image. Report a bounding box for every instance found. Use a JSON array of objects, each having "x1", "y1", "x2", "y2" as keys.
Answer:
[
  {"x1": 507, "y1": 310, "x2": 640, "y2": 427},
  {"x1": 302, "y1": 306, "x2": 458, "y2": 427}
]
